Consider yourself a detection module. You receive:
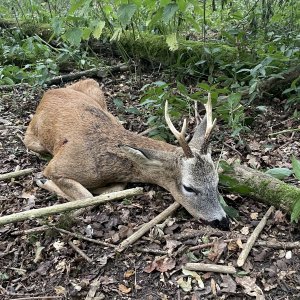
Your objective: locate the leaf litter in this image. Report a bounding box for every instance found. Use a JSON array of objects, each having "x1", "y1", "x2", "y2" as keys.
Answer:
[{"x1": 0, "y1": 72, "x2": 300, "y2": 299}]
